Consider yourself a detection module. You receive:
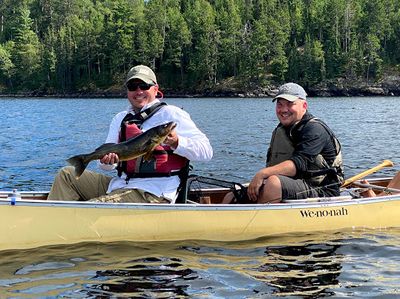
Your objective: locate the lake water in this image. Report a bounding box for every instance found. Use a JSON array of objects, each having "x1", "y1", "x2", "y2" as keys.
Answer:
[{"x1": 1, "y1": 97, "x2": 400, "y2": 297}]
